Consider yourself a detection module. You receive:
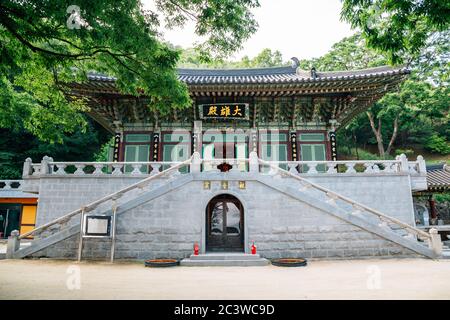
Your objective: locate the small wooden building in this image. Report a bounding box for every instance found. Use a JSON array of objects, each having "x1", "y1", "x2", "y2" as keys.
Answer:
[{"x1": 0, "y1": 181, "x2": 37, "y2": 239}]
